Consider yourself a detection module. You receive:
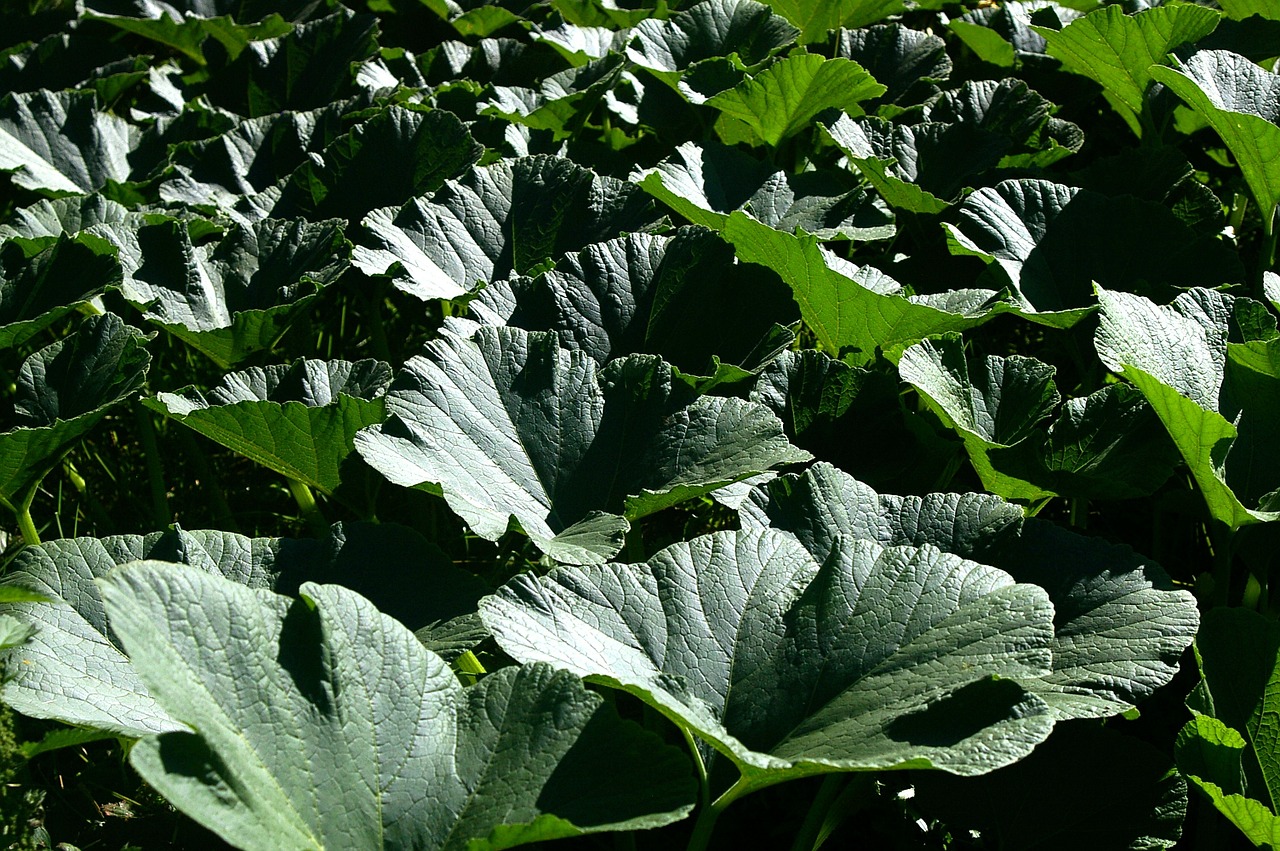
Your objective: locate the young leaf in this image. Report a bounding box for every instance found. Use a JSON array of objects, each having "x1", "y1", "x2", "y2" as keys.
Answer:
[
  {"x1": 1150, "y1": 50, "x2": 1280, "y2": 230},
  {"x1": 145, "y1": 359, "x2": 391, "y2": 498},
  {"x1": 707, "y1": 54, "x2": 885, "y2": 147},
  {"x1": 1177, "y1": 608, "x2": 1280, "y2": 846},
  {"x1": 354, "y1": 327, "x2": 809, "y2": 564},
  {"x1": 101, "y1": 563, "x2": 696, "y2": 850},
  {"x1": 722, "y1": 211, "x2": 1012, "y2": 360},
  {"x1": 761, "y1": 0, "x2": 905, "y2": 44},
  {"x1": 1095, "y1": 286, "x2": 1280, "y2": 528},
  {"x1": 482, "y1": 527, "x2": 1057, "y2": 794},
  {"x1": 0, "y1": 313, "x2": 150, "y2": 513},
  {"x1": 1034, "y1": 4, "x2": 1221, "y2": 135}
]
